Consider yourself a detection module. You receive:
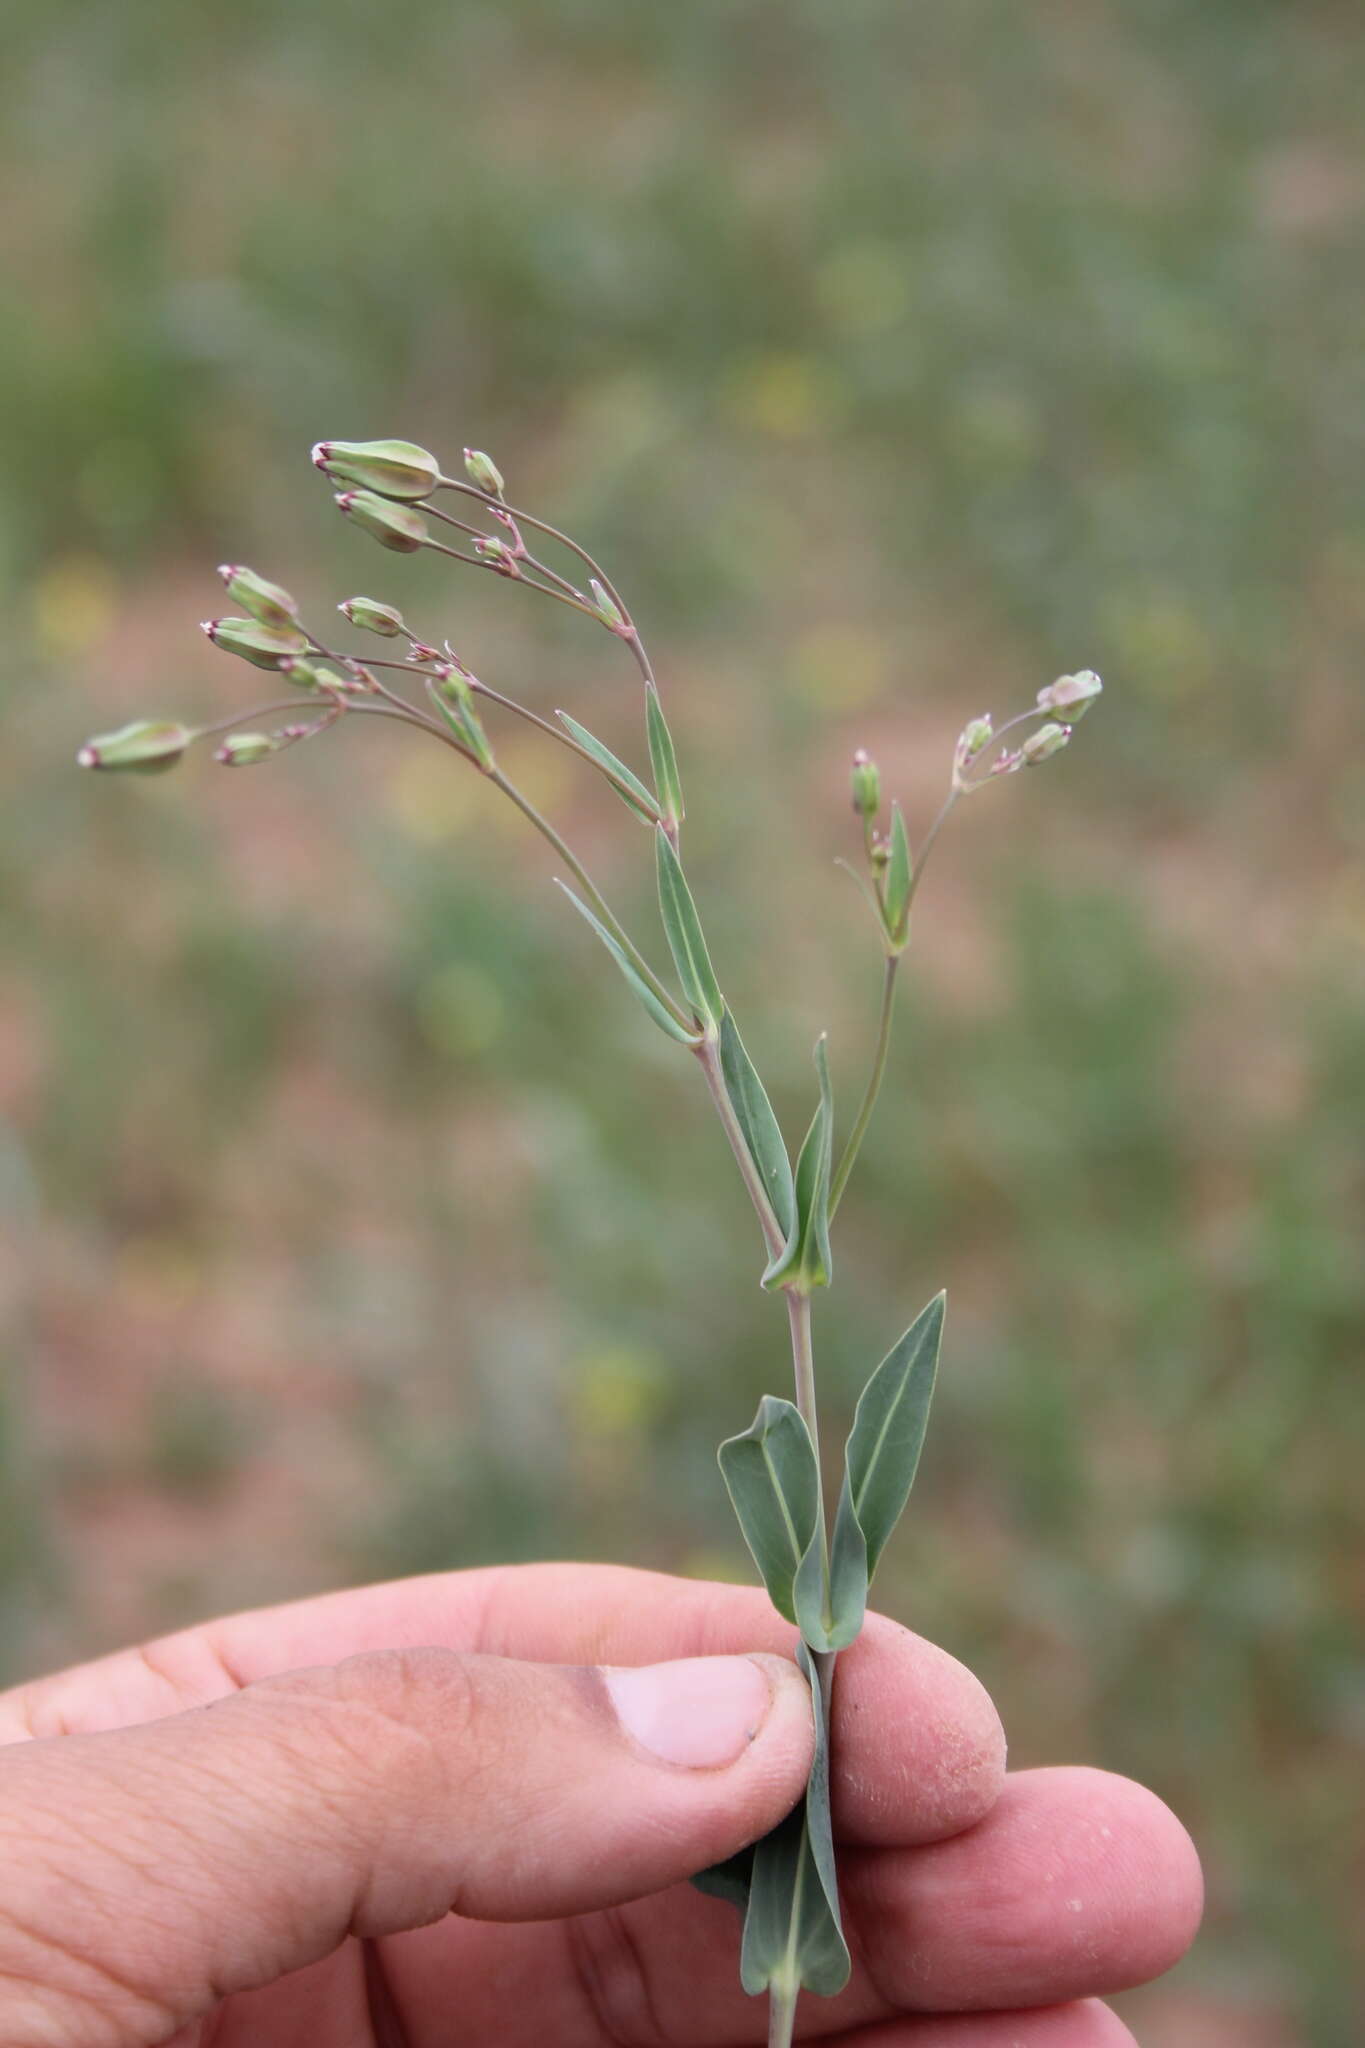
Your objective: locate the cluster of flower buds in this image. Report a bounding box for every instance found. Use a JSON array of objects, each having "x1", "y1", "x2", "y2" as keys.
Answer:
[{"x1": 473, "y1": 534, "x2": 519, "y2": 577}]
